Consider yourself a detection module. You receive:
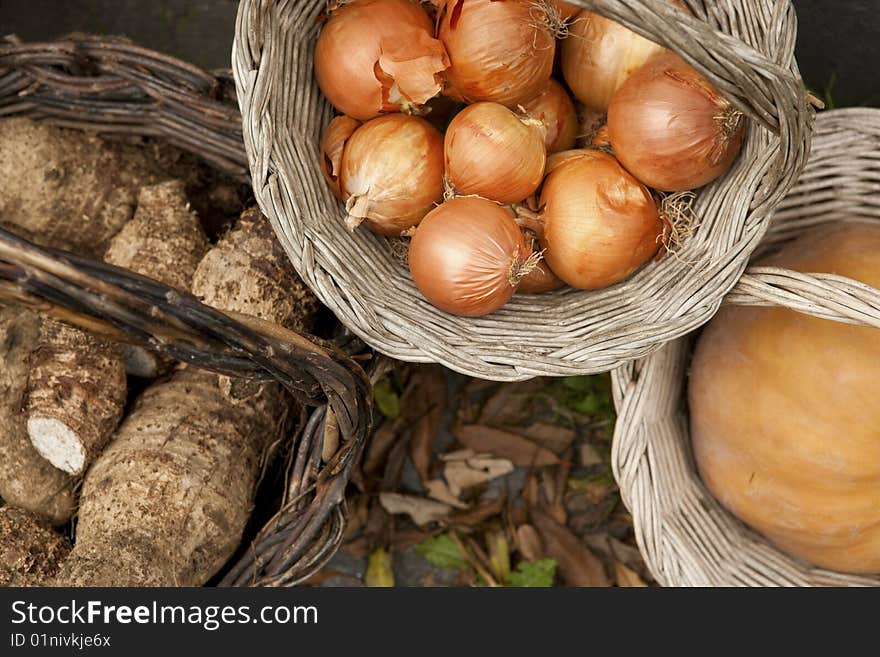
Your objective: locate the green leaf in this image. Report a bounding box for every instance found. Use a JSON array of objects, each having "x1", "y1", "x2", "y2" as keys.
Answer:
[
  {"x1": 549, "y1": 374, "x2": 615, "y2": 420},
  {"x1": 508, "y1": 559, "x2": 557, "y2": 587},
  {"x1": 415, "y1": 534, "x2": 470, "y2": 571},
  {"x1": 374, "y1": 378, "x2": 400, "y2": 419}
]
